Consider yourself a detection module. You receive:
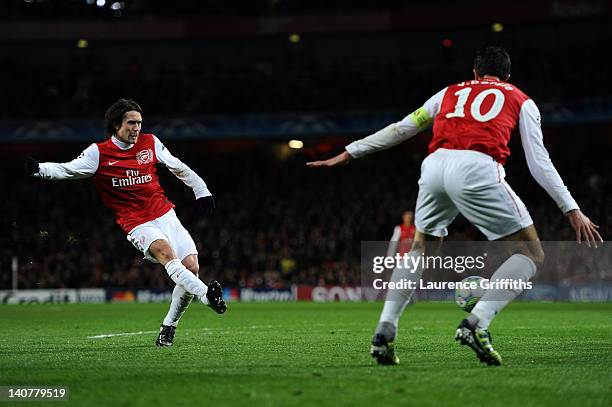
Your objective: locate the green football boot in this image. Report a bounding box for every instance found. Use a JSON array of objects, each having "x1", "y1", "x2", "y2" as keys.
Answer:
[{"x1": 455, "y1": 318, "x2": 502, "y2": 366}]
